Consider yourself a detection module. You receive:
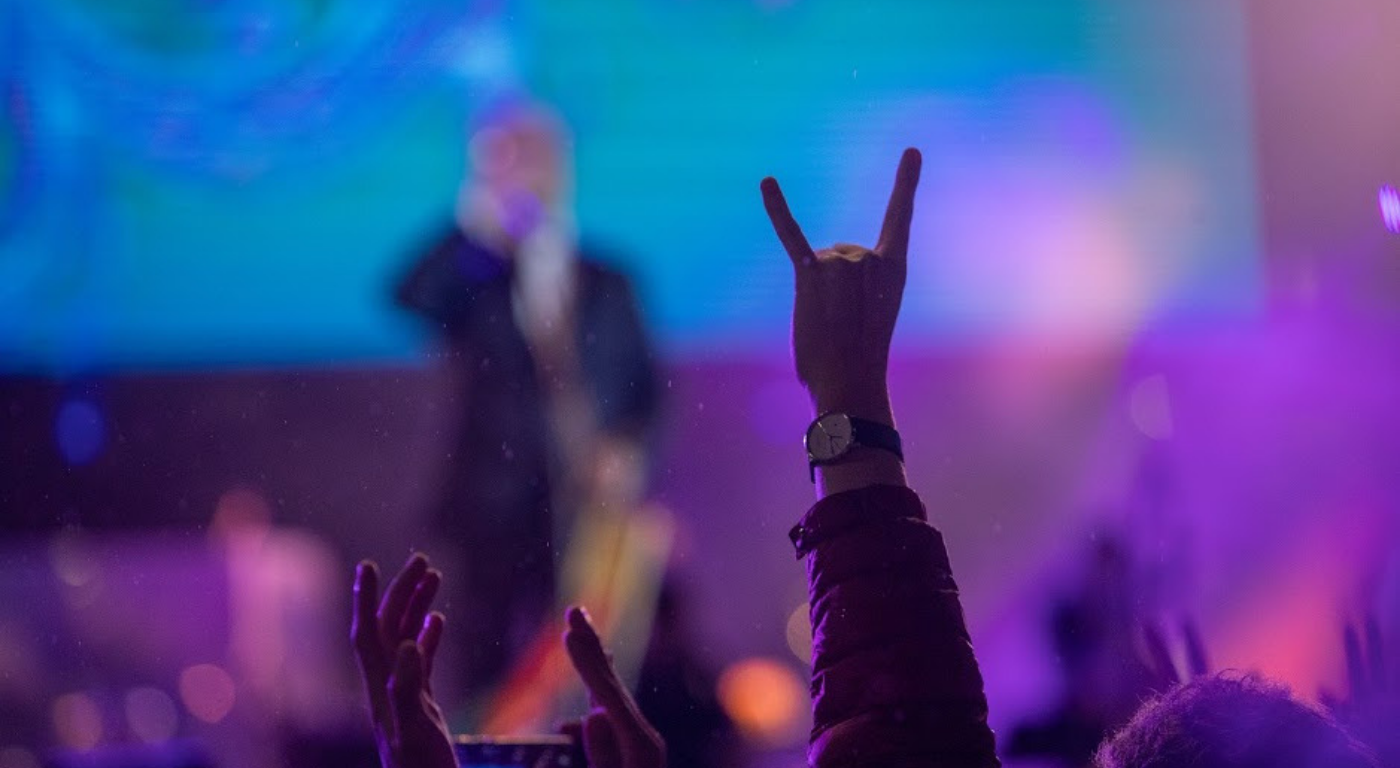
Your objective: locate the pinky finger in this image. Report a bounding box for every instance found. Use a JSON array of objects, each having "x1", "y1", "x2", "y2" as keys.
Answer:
[{"x1": 418, "y1": 611, "x2": 446, "y2": 690}]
